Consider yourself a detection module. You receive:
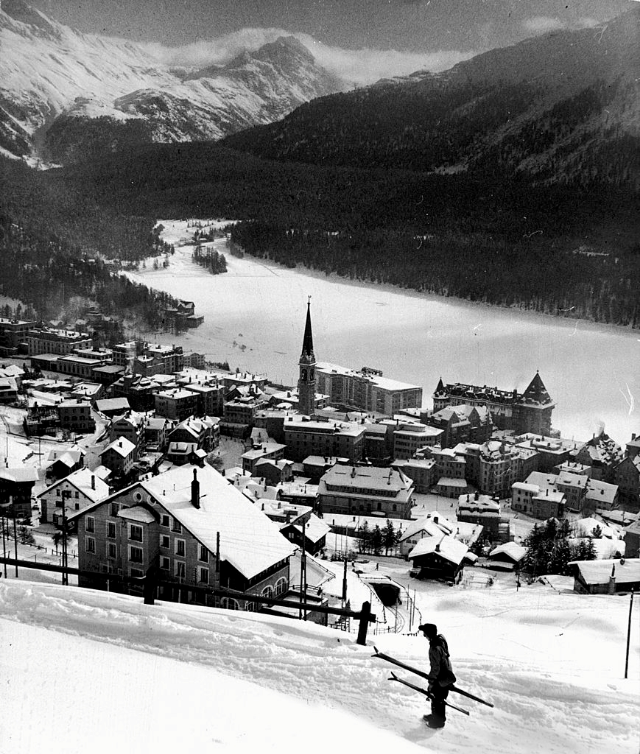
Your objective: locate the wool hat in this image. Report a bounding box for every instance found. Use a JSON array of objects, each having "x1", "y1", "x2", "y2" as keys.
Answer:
[{"x1": 418, "y1": 623, "x2": 438, "y2": 638}]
